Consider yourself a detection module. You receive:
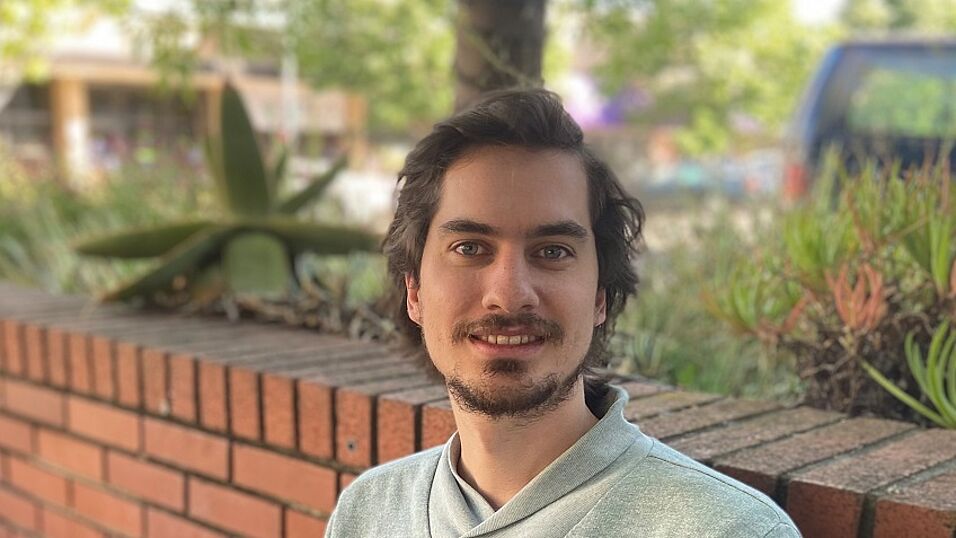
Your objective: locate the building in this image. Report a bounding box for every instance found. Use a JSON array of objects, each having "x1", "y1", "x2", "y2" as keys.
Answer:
[{"x1": 0, "y1": 16, "x2": 366, "y2": 183}]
